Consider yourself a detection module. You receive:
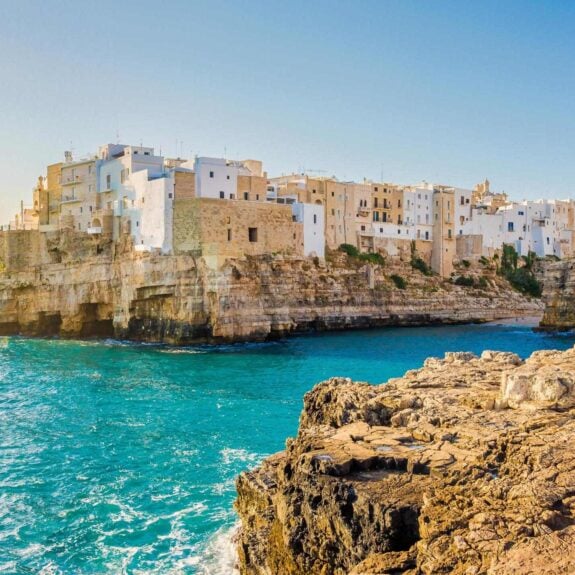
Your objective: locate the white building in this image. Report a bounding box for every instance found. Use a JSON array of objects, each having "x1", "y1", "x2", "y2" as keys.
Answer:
[{"x1": 292, "y1": 202, "x2": 325, "y2": 257}]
